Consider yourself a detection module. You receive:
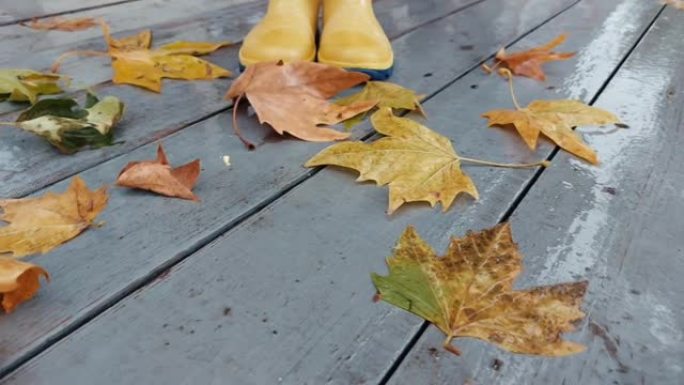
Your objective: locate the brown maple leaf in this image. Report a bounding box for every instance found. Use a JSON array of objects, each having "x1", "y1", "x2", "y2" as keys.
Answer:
[
  {"x1": 372, "y1": 223, "x2": 588, "y2": 356},
  {"x1": 0, "y1": 258, "x2": 49, "y2": 313},
  {"x1": 116, "y1": 144, "x2": 201, "y2": 201},
  {"x1": 226, "y1": 61, "x2": 377, "y2": 149},
  {"x1": 487, "y1": 34, "x2": 575, "y2": 81},
  {"x1": 22, "y1": 17, "x2": 100, "y2": 32}
]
